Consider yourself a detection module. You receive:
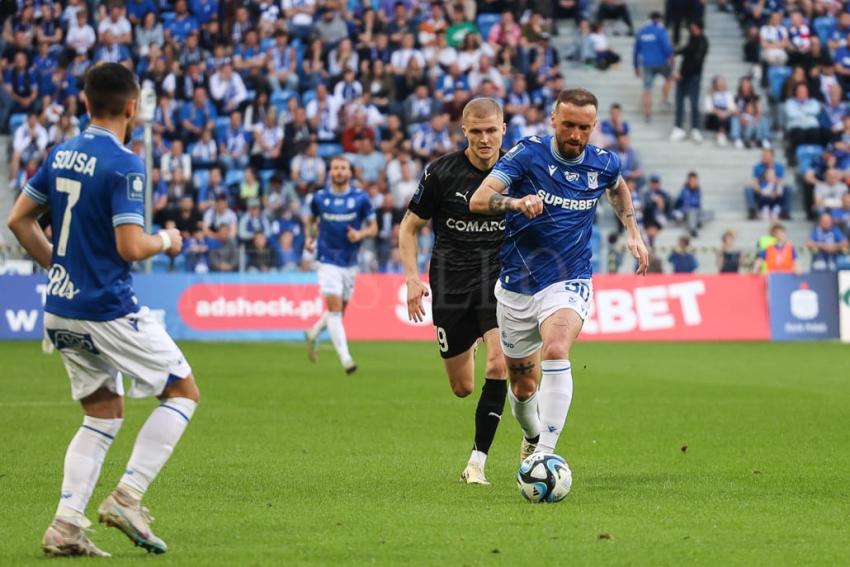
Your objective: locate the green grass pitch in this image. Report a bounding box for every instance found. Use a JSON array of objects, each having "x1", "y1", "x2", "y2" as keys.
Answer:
[{"x1": 1, "y1": 340, "x2": 849, "y2": 565}]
